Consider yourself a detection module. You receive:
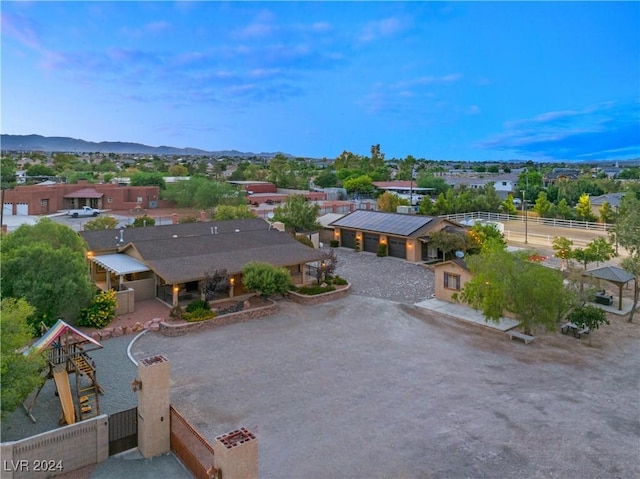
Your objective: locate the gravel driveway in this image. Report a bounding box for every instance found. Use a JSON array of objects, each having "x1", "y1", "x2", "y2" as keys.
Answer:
[{"x1": 334, "y1": 248, "x2": 434, "y2": 303}]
